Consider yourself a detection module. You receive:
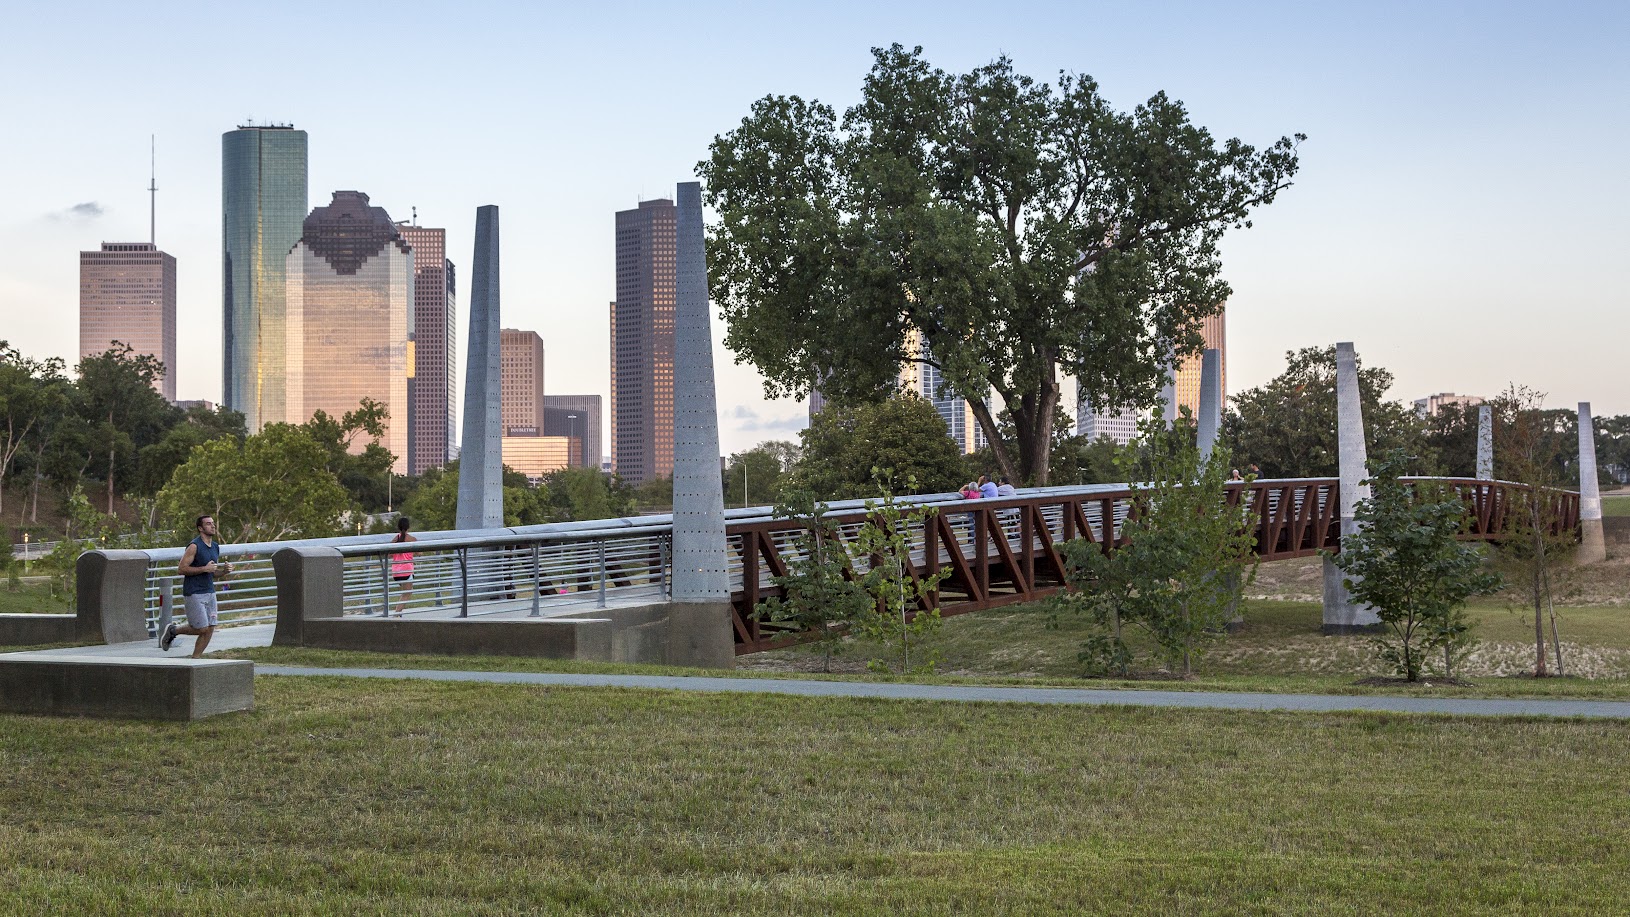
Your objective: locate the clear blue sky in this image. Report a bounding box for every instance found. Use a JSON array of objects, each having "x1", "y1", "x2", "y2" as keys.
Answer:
[{"x1": 3, "y1": 0, "x2": 1626, "y2": 455}]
